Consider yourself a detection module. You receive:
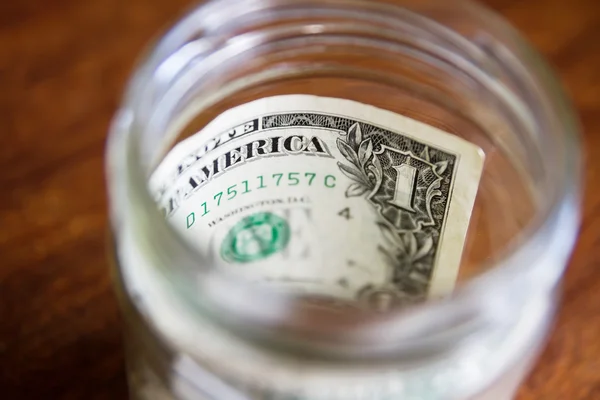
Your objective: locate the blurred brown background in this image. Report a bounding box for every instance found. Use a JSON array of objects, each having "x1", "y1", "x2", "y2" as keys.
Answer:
[{"x1": 0, "y1": 0, "x2": 599, "y2": 399}]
